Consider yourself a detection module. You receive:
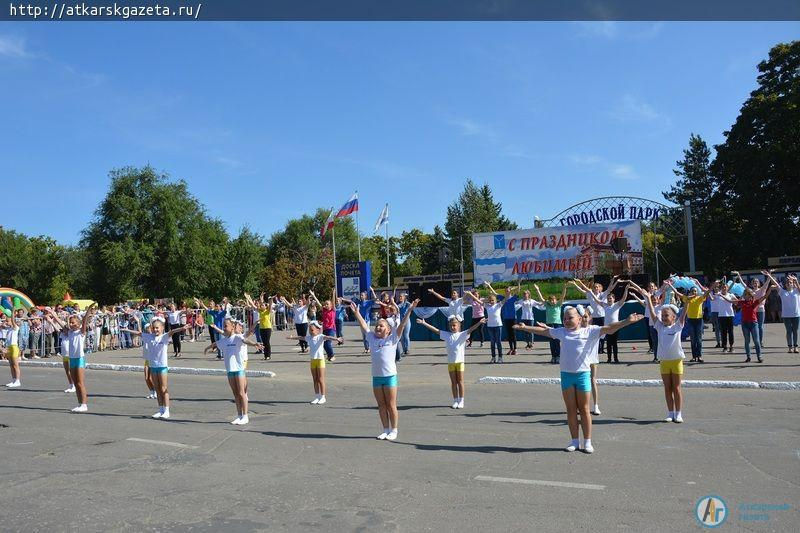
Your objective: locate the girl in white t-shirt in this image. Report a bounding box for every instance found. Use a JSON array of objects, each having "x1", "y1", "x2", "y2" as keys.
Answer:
[
  {"x1": 206, "y1": 318, "x2": 263, "y2": 425},
  {"x1": 1, "y1": 312, "x2": 21, "y2": 388},
  {"x1": 288, "y1": 320, "x2": 342, "y2": 405},
  {"x1": 633, "y1": 283, "x2": 688, "y2": 423},
  {"x1": 515, "y1": 291, "x2": 545, "y2": 349},
  {"x1": 515, "y1": 307, "x2": 643, "y2": 454},
  {"x1": 281, "y1": 296, "x2": 310, "y2": 353},
  {"x1": 43, "y1": 311, "x2": 75, "y2": 393},
  {"x1": 351, "y1": 298, "x2": 419, "y2": 441},
  {"x1": 417, "y1": 316, "x2": 486, "y2": 409},
  {"x1": 47, "y1": 304, "x2": 97, "y2": 412}
]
